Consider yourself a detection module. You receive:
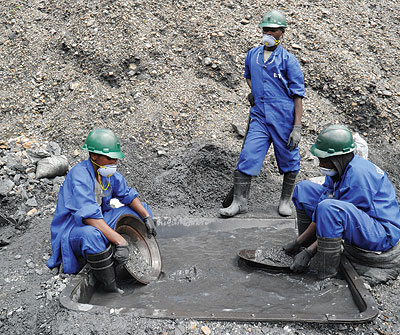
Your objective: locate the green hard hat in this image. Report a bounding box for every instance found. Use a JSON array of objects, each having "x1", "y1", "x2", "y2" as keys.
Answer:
[
  {"x1": 81, "y1": 128, "x2": 125, "y2": 159},
  {"x1": 310, "y1": 125, "x2": 356, "y2": 158},
  {"x1": 259, "y1": 10, "x2": 287, "y2": 28}
]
